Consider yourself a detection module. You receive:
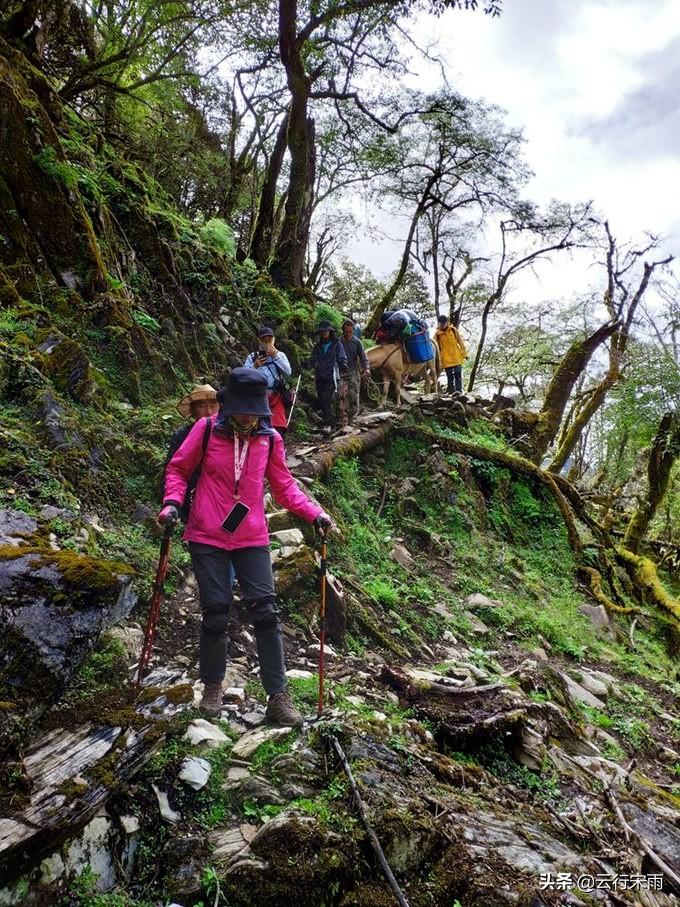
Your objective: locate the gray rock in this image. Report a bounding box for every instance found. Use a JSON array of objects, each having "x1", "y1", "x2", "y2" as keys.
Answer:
[
  {"x1": 152, "y1": 785, "x2": 180, "y2": 824},
  {"x1": 464, "y1": 592, "x2": 501, "y2": 609},
  {"x1": 210, "y1": 826, "x2": 249, "y2": 864},
  {"x1": 0, "y1": 509, "x2": 37, "y2": 546},
  {"x1": 229, "y1": 774, "x2": 285, "y2": 809},
  {"x1": 242, "y1": 711, "x2": 265, "y2": 728},
  {"x1": 390, "y1": 543, "x2": 415, "y2": 569},
  {"x1": 64, "y1": 814, "x2": 116, "y2": 891},
  {"x1": 231, "y1": 726, "x2": 292, "y2": 759},
  {"x1": 178, "y1": 757, "x2": 212, "y2": 791},
  {"x1": 270, "y1": 529, "x2": 305, "y2": 547},
  {"x1": 569, "y1": 670, "x2": 609, "y2": 699},
  {"x1": 464, "y1": 611, "x2": 490, "y2": 634},
  {"x1": 39, "y1": 505, "x2": 77, "y2": 522},
  {"x1": 560, "y1": 672, "x2": 605, "y2": 709},
  {"x1": 578, "y1": 603, "x2": 615, "y2": 638}
]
